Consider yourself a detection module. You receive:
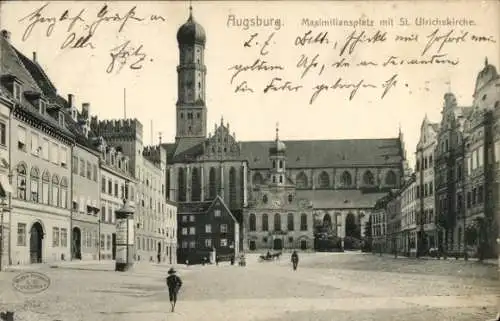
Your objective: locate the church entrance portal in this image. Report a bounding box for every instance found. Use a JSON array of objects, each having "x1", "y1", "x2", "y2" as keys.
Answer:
[{"x1": 273, "y1": 238, "x2": 283, "y2": 250}]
